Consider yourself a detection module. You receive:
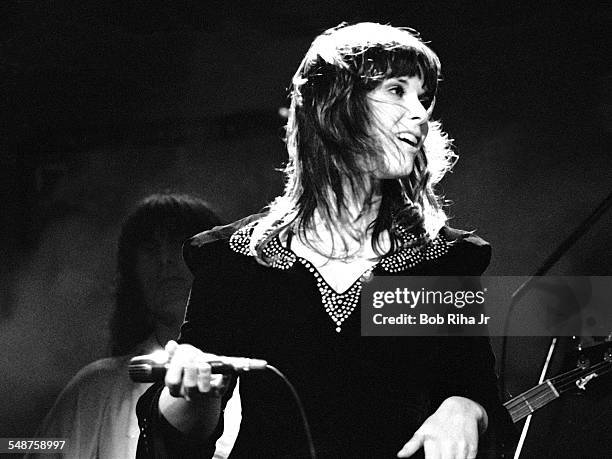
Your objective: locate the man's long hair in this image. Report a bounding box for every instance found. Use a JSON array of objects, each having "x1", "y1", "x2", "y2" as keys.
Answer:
[
  {"x1": 254, "y1": 23, "x2": 456, "y2": 261},
  {"x1": 110, "y1": 193, "x2": 222, "y2": 356}
]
